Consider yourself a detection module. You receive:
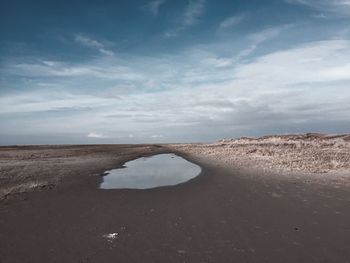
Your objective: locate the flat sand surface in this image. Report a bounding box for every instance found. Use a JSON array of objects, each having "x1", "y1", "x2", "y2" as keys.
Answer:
[{"x1": 0, "y1": 143, "x2": 350, "y2": 262}]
